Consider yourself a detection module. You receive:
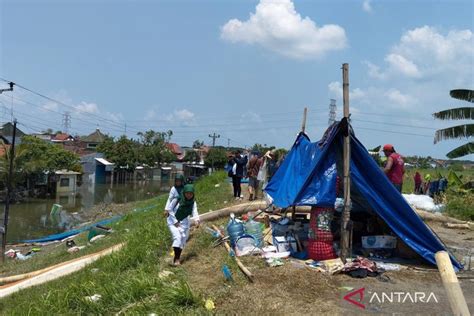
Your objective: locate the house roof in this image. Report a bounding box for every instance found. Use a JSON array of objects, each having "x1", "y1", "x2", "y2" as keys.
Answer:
[
  {"x1": 55, "y1": 169, "x2": 81, "y2": 175},
  {"x1": 95, "y1": 157, "x2": 114, "y2": 166},
  {"x1": 52, "y1": 133, "x2": 74, "y2": 142},
  {"x1": 166, "y1": 143, "x2": 183, "y2": 155},
  {"x1": 82, "y1": 129, "x2": 106, "y2": 143},
  {"x1": 0, "y1": 122, "x2": 26, "y2": 138}
]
